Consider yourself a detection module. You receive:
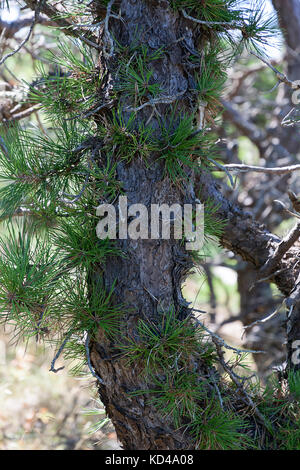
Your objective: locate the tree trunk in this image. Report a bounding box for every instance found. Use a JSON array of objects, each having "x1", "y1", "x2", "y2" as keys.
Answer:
[{"x1": 89, "y1": 0, "x2": 205, "y2": 449}]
